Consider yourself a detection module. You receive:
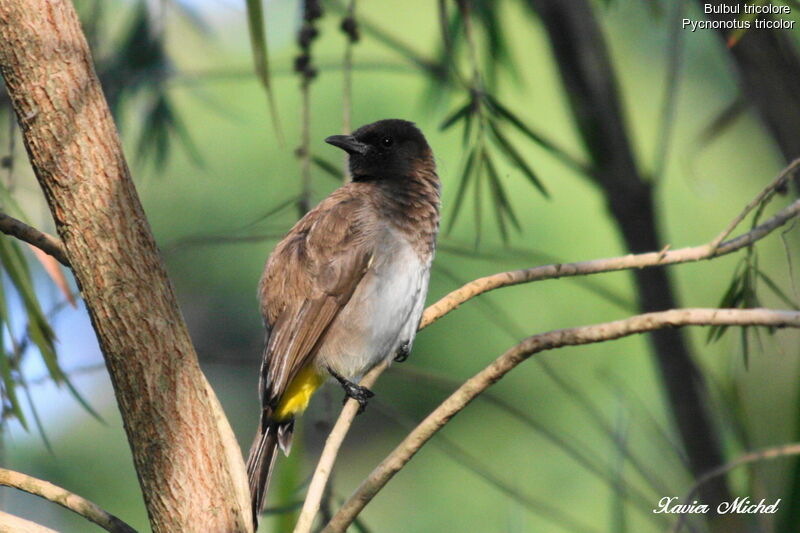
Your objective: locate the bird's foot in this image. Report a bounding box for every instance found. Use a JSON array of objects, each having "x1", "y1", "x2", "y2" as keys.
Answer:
[
  {"x1": 328, "y1": 369, "x2": 375, "y2": 414},
  {"x1": 394, "y1": 342, "x2": 410, "y2": 363}
]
